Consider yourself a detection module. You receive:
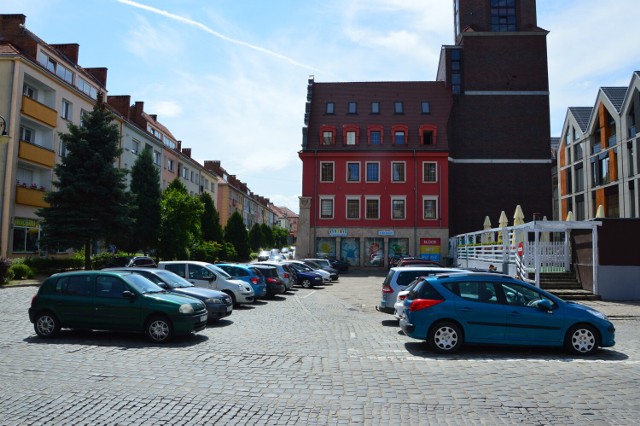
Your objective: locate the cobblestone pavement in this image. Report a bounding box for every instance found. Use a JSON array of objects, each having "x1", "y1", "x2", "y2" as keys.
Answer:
[{"x1": 1, "y1": 272, "x2": 639, "y2": 425}]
